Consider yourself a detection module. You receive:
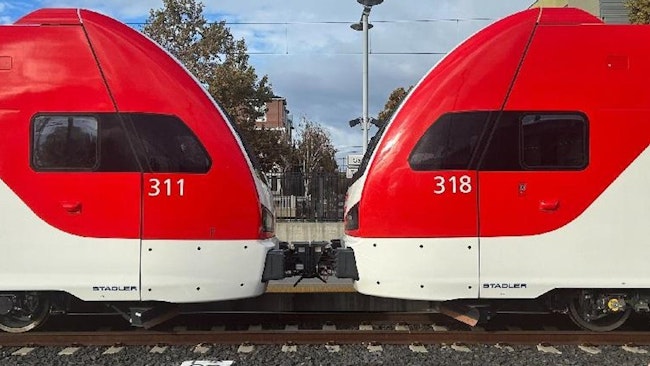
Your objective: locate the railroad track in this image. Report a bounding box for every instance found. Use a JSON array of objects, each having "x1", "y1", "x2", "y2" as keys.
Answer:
[
  {"x1": 4, "y1": 313, "x2": 650, "y2": 366},
  {"x1": 1, "y1": 312, "x2": 650, "y2": 347},
  {"x1": 3, "y1": 329, "x2": 650, "y2": 347}
]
